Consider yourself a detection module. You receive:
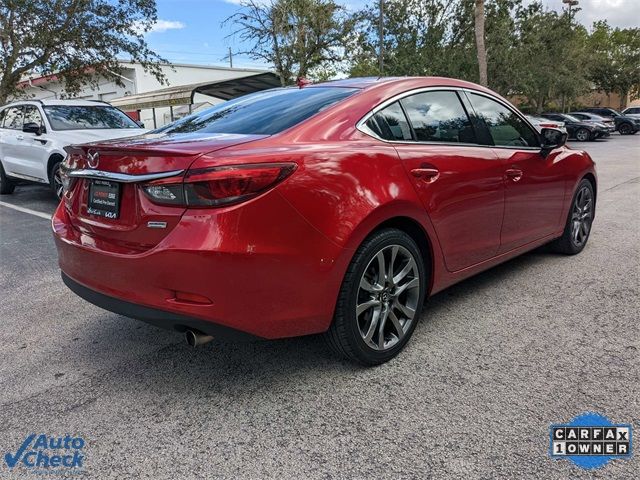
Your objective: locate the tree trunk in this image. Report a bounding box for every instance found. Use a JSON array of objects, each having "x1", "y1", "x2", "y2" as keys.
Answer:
[
  {"x1": 618, "y1": 88, "x2": 628, "y2": 110},
  {"x1": 474, "y1": 0, "x2": 488, "y2": 87}
]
